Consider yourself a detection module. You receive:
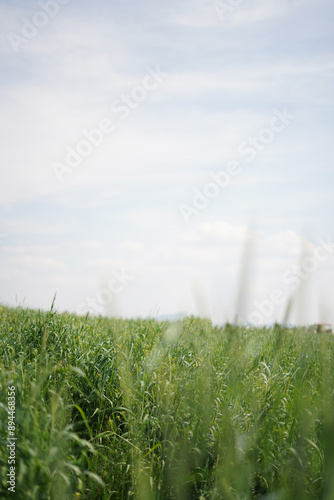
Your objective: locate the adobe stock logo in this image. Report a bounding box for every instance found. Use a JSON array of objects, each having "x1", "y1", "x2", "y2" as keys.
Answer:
[
  {"x1": 76, "y1": 268, "x2": 134, "y2": 316},
  {"x1": 7, "y1": 0, "x2": 71, "y2": 54},
  {"x1": 237, "y1": 107, "x2": 295, "y2": 162},
  {"x1": 178, "y1": 107, "x2": 295, "y2": 224},
  {"x1": 248, "y1": 237, "x2": 334, "y2": 325},
  {"x1": 212, "y1": 0, "x2": 245, "y2": 21},
  {"x1": 52, "y1": 65, "x2": 168, "y2": 183},
  {"x1": 52, "y1": 119, "x2": 115, "y2": 182}
]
